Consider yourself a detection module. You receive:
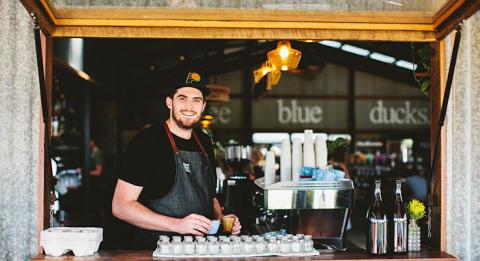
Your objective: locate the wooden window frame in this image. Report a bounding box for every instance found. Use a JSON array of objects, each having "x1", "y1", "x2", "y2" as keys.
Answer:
[{"x1": 19, "y1": 0, "x2": 480, "y2": 253}]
